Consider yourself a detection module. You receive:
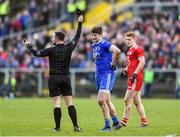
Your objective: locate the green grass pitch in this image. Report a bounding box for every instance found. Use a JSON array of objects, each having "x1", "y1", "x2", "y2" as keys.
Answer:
[{"x1": 0, "y1": 98, "x2": 180, "y2": 136}]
